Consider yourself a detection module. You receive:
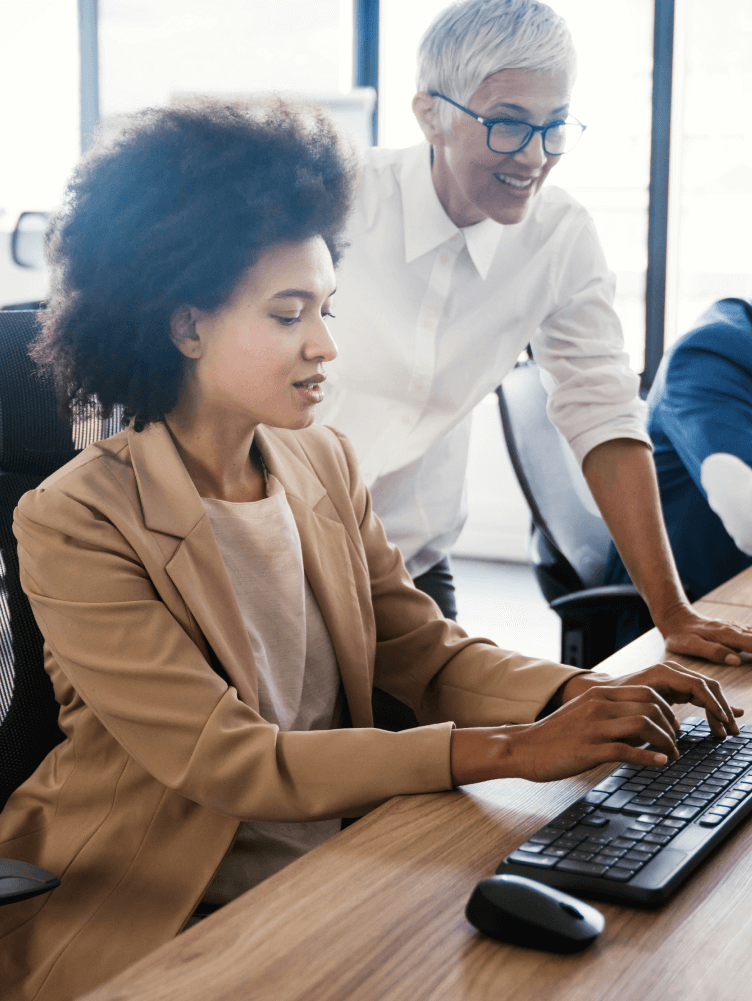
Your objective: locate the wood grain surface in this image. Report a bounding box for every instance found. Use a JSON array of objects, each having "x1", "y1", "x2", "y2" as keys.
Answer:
[{"x1": 80, "y1": 574, "x2": 752, "y2": 1001}]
